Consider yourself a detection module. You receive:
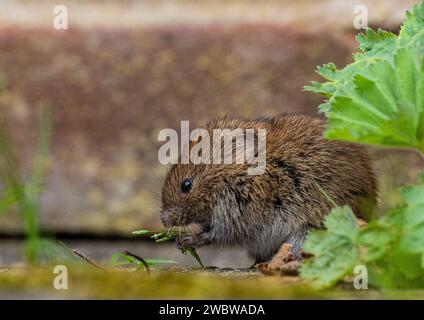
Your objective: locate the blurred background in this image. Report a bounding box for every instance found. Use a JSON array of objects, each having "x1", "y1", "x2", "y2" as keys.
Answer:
[{"x1": 0, "y1": 0, "x2": 422, "y2": 268}]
